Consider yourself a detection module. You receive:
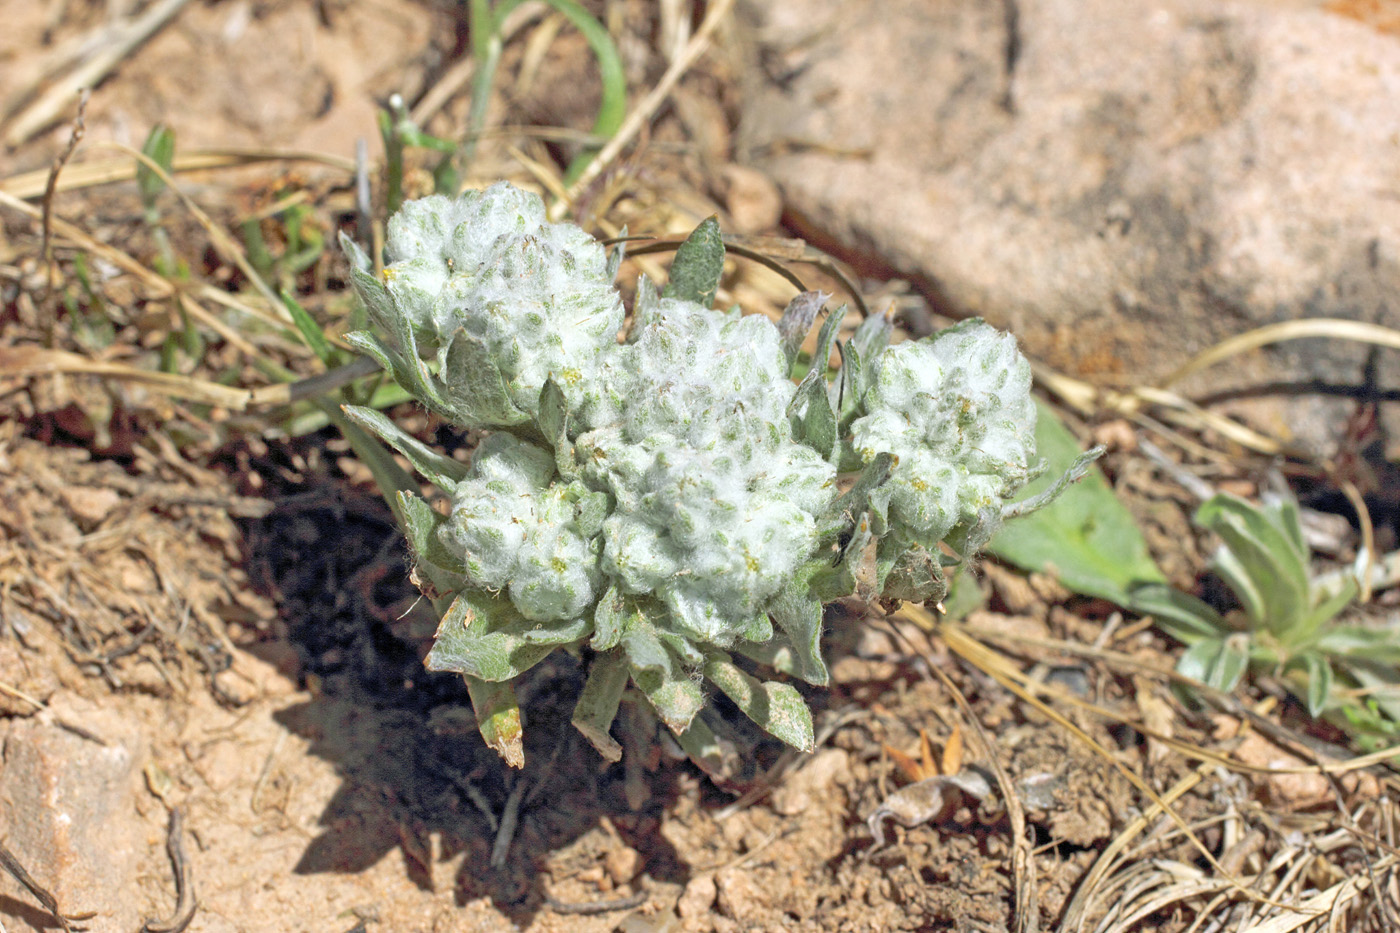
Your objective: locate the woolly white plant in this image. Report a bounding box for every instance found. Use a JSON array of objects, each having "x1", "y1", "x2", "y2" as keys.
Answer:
[{"x1": 342, "y1": 182, "x2": 1097, "y2": 768}]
